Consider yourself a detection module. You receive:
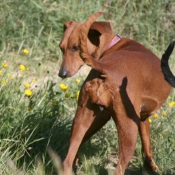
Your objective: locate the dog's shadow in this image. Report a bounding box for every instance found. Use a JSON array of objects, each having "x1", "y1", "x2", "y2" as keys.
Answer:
[{"x1": 119, "y1": 77, "x2": 140, "y2": 124}]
